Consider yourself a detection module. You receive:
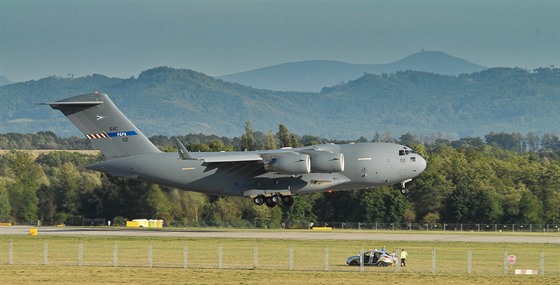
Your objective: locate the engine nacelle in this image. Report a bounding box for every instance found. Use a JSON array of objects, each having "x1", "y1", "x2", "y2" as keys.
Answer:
[
  {"x1": 264, "y1": 154, "x2": 311, "y2": 175},
  {"x1": 310, "y1": 153, "x2": 344, "y2": 173}
]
